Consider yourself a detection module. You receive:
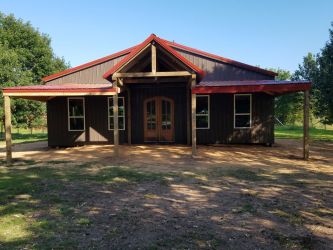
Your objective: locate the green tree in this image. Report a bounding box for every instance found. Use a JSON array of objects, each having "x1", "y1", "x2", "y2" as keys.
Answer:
[
  {"x1": 0, "y1": 12, "x2": 69, "y2": 134},
  {"x1": 269, "y1": 68, "x2": 303, "y2": 125},
  {"x1": 293, "y1": 53, "x2": 320, "y2": 125},
  {"x1": 316, "y1": 22, "x2": 333, "y2": 124}
]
